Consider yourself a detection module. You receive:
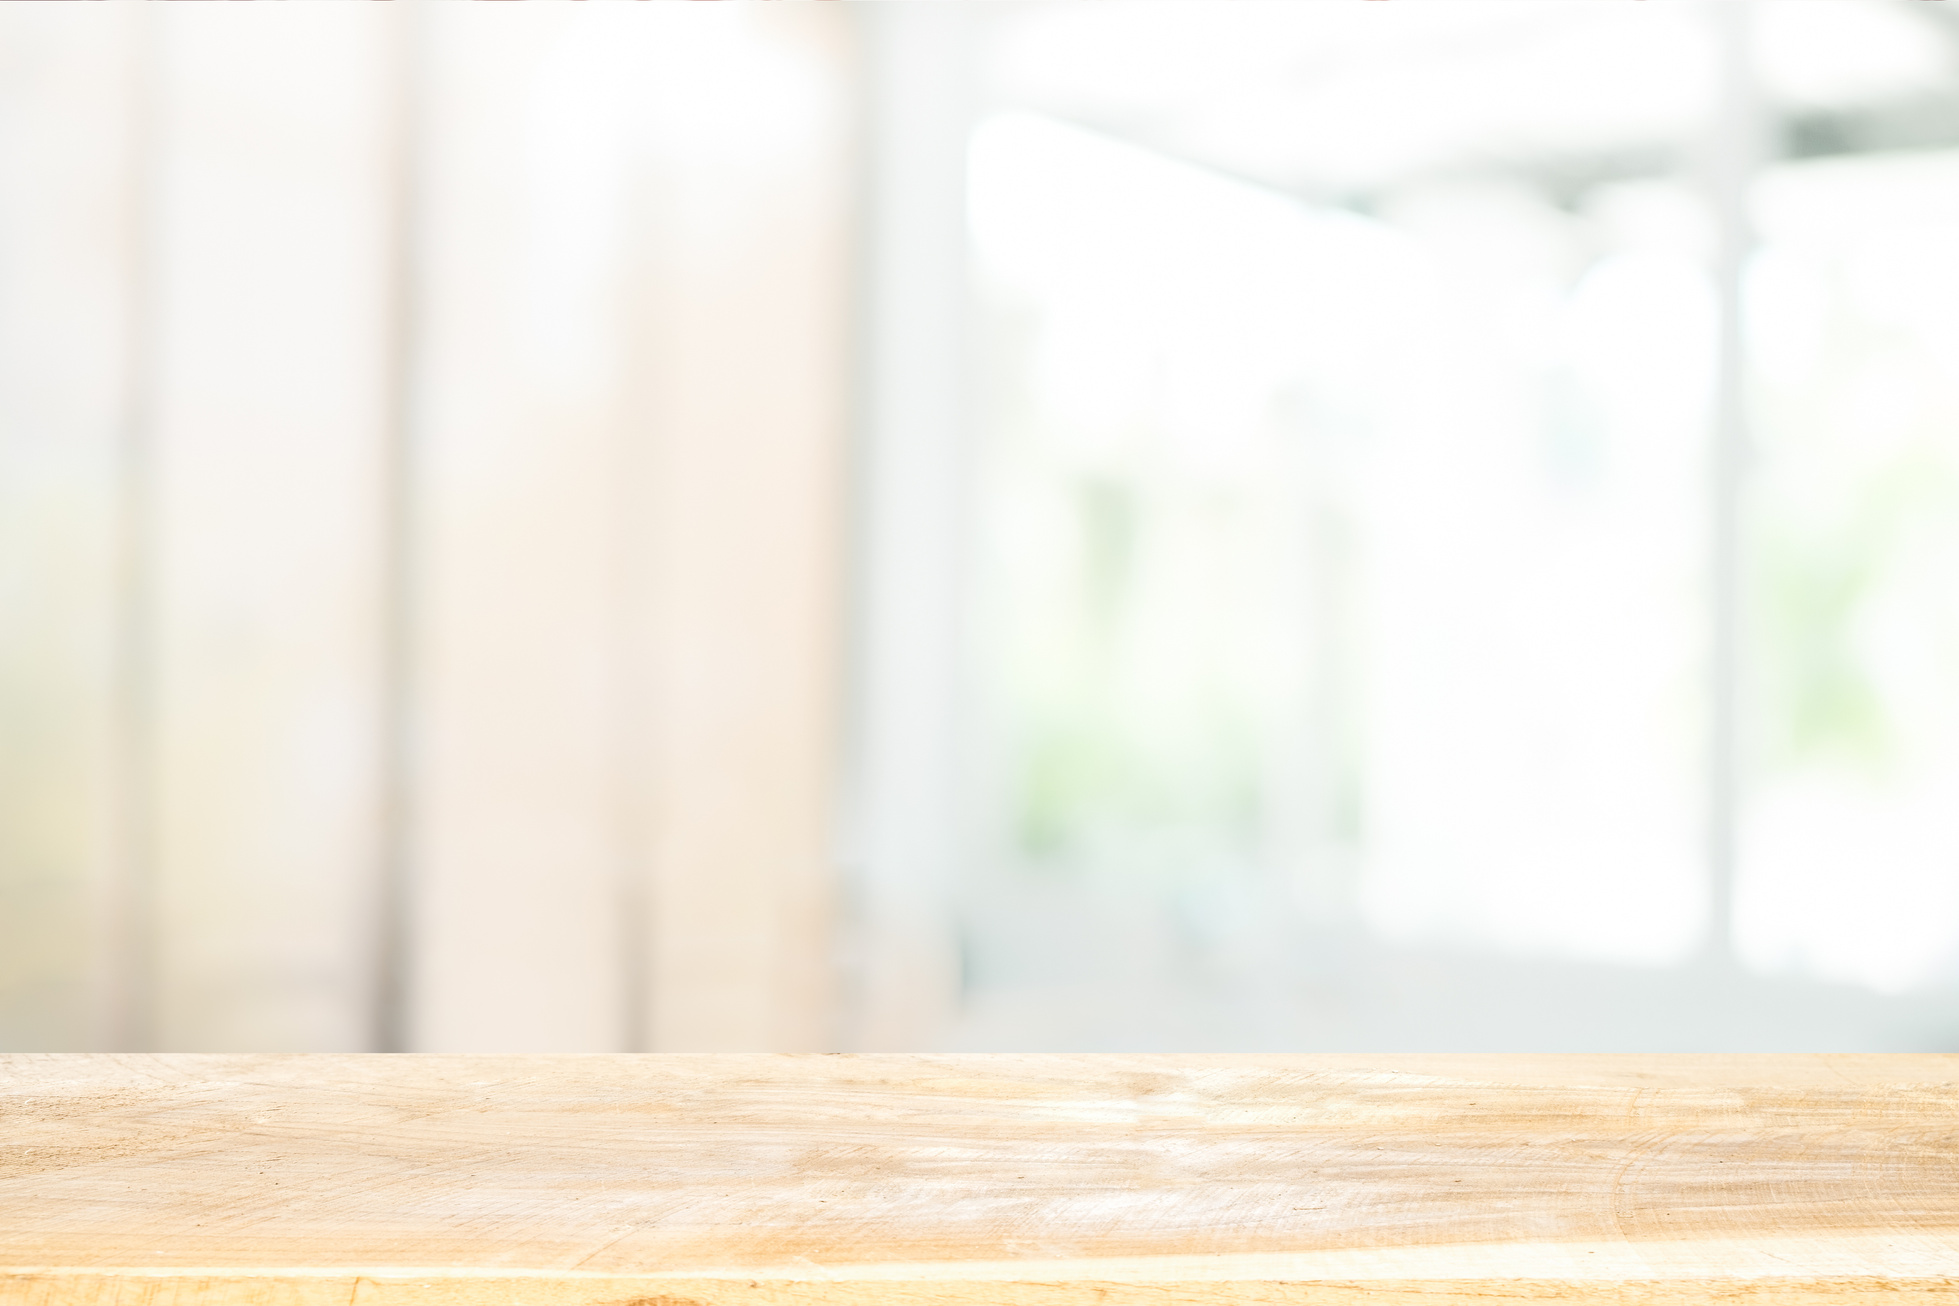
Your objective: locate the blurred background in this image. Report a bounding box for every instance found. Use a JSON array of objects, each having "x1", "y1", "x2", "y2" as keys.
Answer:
[{"x1": 4, "y1": 0, "x2": 1959, "y2": 1053}]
